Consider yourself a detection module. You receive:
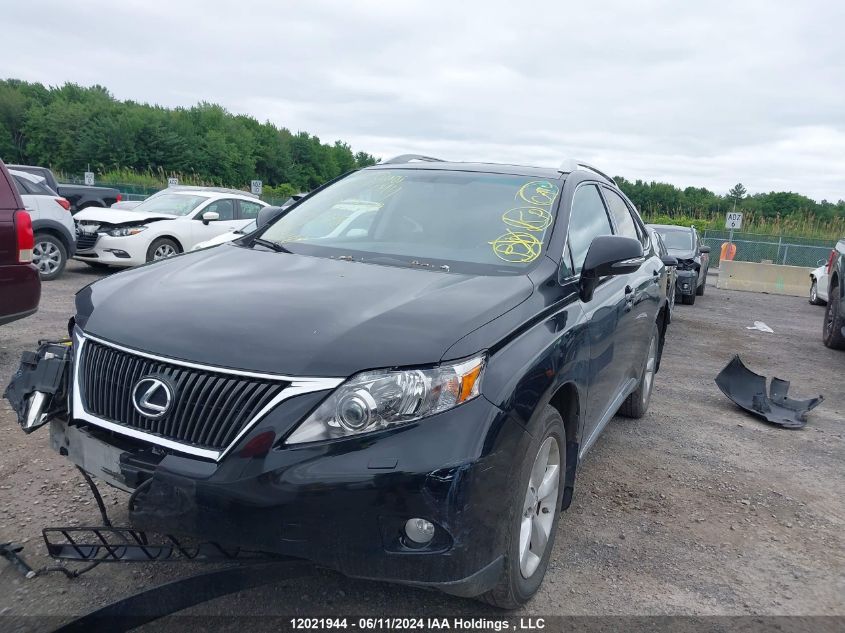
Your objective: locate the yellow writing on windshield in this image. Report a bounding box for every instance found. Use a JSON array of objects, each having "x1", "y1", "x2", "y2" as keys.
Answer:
[
  {"x1": 501, "y1": 207, "x2": 553, "y2": 232},
  {"x1": 490, "y1": 180, "x2": 560, "y2": 264},
  {"x1": 518, "y1": 181, "x2": 560, "y2": 206},
  {"x1": 489, "y1": 231, "x2": 543, "y2": 263}
]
